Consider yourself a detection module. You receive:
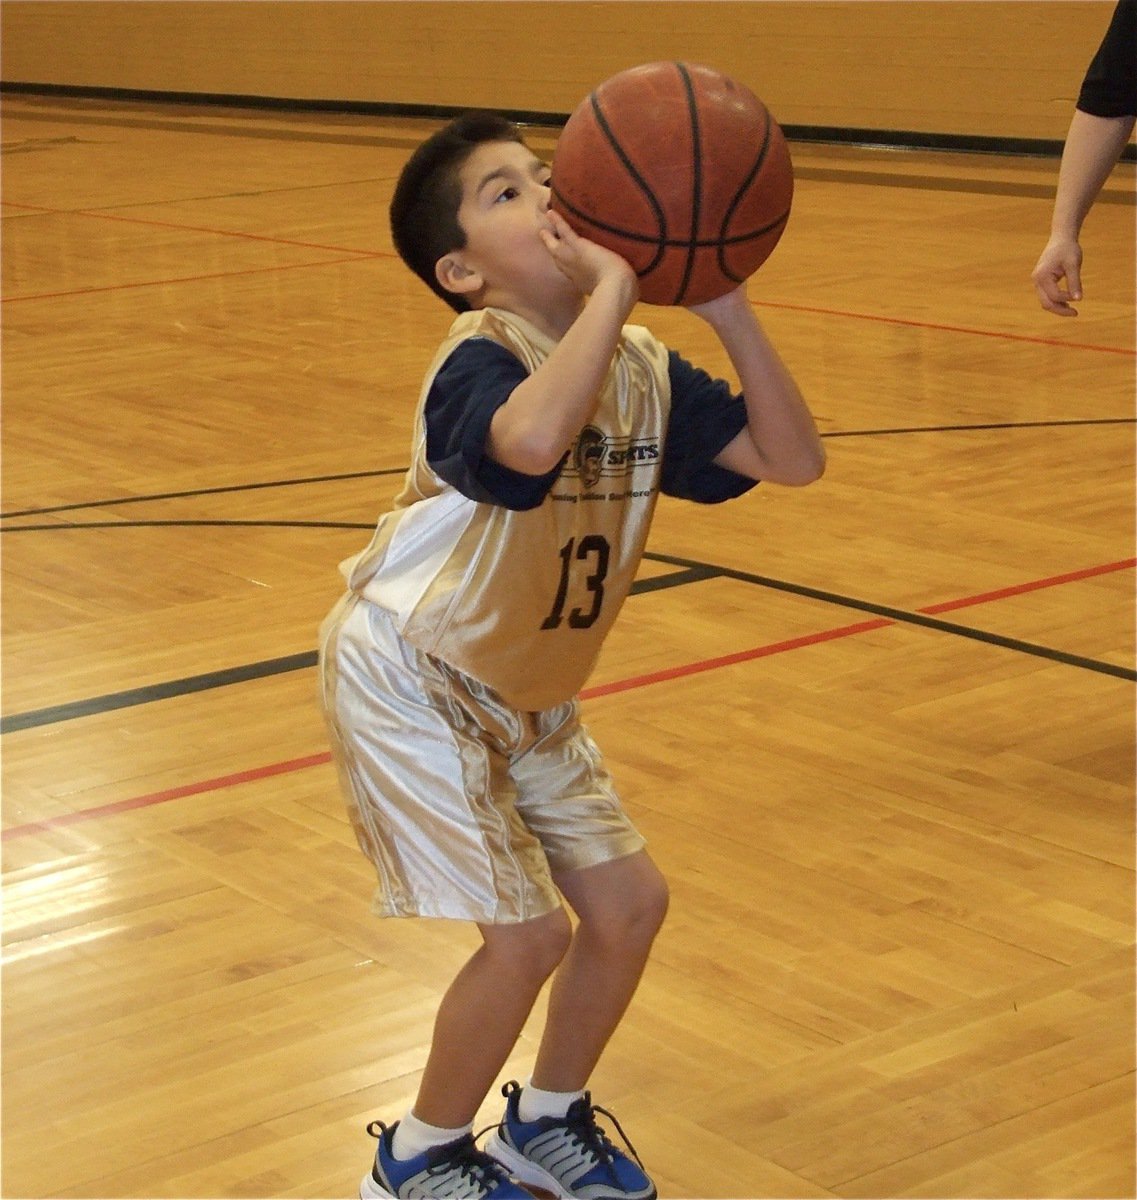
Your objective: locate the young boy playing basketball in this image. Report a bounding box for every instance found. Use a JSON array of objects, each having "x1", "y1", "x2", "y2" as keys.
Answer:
[{"x1": 319, "y1": 111, "x2": 825, "y2": 1200}]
